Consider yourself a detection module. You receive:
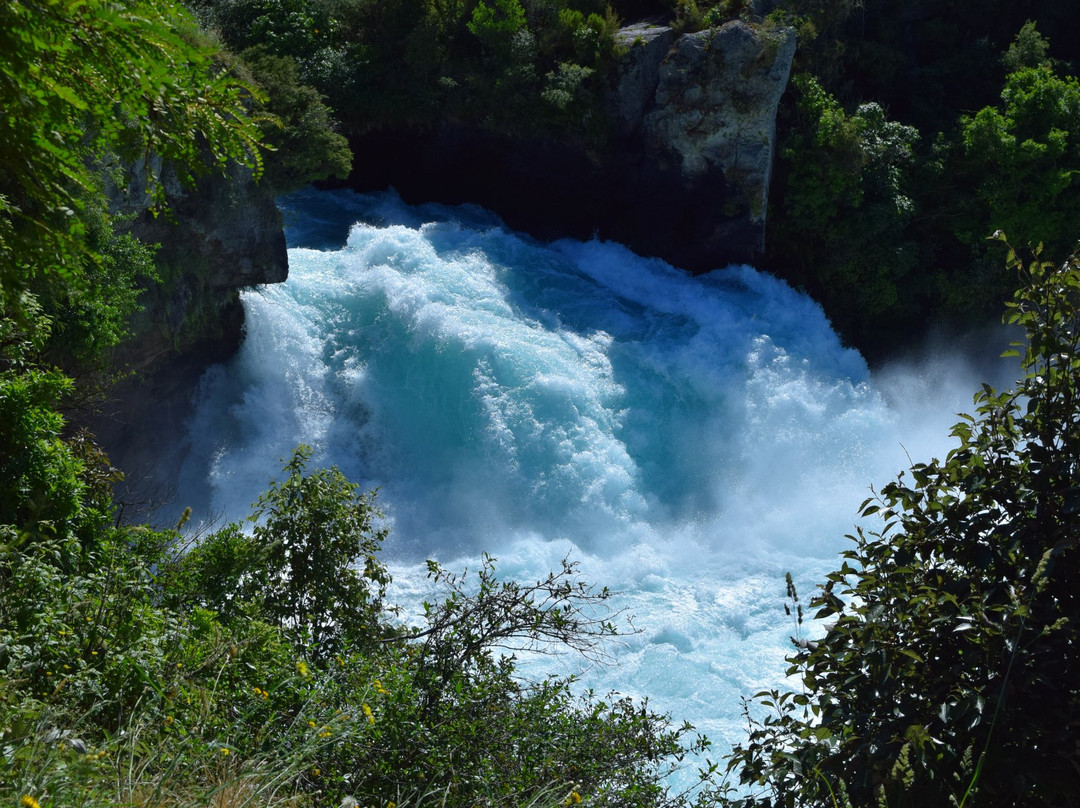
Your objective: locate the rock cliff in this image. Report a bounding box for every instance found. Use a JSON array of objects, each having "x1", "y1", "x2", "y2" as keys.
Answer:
[
  {"x1": 108, "y1": 157, "x2": 288, "y2": 372},
  {"x1": 93, "y1": 159, "x2": 288, "y2": 502},
  {"x1": 643, "y1": 21, "x2": 795, "y2": 233},
  {"x1": 609, "y1": 18, "x2": 796, "y2": 263}
]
